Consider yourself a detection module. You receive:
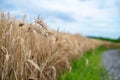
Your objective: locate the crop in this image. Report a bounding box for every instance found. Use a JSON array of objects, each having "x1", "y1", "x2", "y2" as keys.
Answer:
[{"x1": 0, "y1": 11, "x2": 104, "y2": 80}]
